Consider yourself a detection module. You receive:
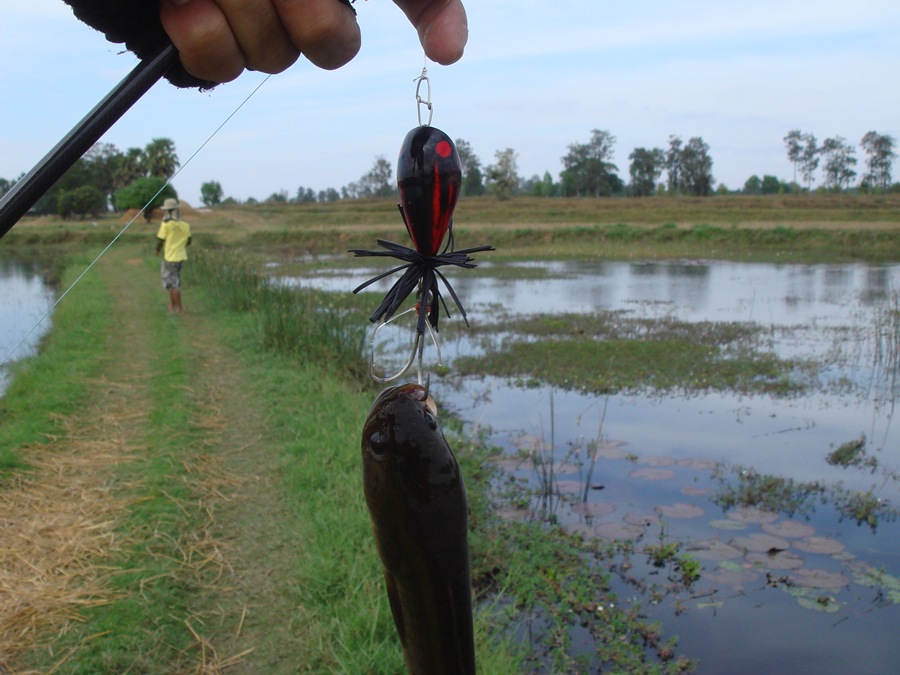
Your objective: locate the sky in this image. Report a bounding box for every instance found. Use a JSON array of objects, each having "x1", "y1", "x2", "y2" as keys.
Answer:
[{"x1": 1, "y1": 1, "x2": 899, "y2": 206}]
